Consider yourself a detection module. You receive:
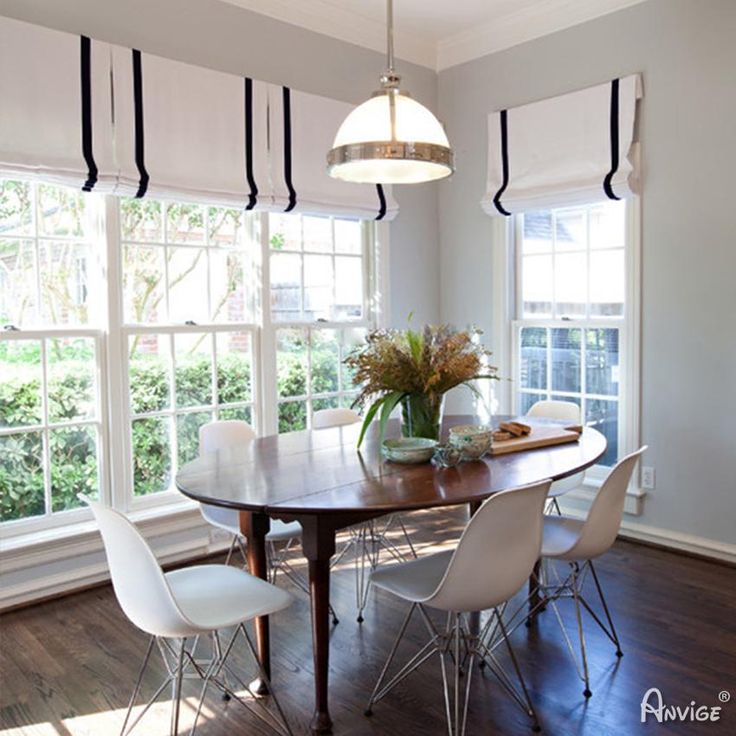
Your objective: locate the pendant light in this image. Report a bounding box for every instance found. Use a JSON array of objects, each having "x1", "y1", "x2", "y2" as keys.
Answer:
[{"x1": 327, "y1": 0, "x2": 454, "y2": 184}]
